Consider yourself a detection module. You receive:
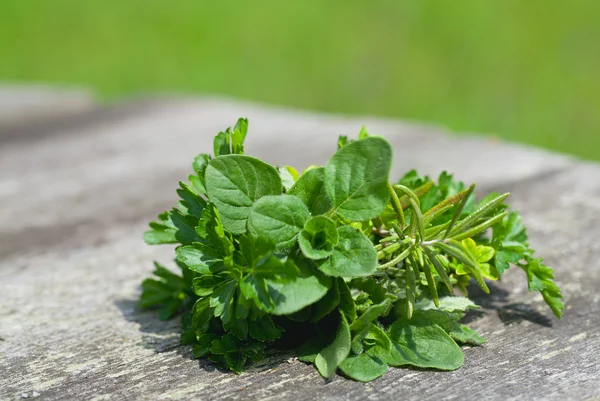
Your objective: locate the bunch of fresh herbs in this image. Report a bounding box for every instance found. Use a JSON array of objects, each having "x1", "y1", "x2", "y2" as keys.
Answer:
[{"x1": 139, "y1": 119, "x2": 563, "y2": 382}]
